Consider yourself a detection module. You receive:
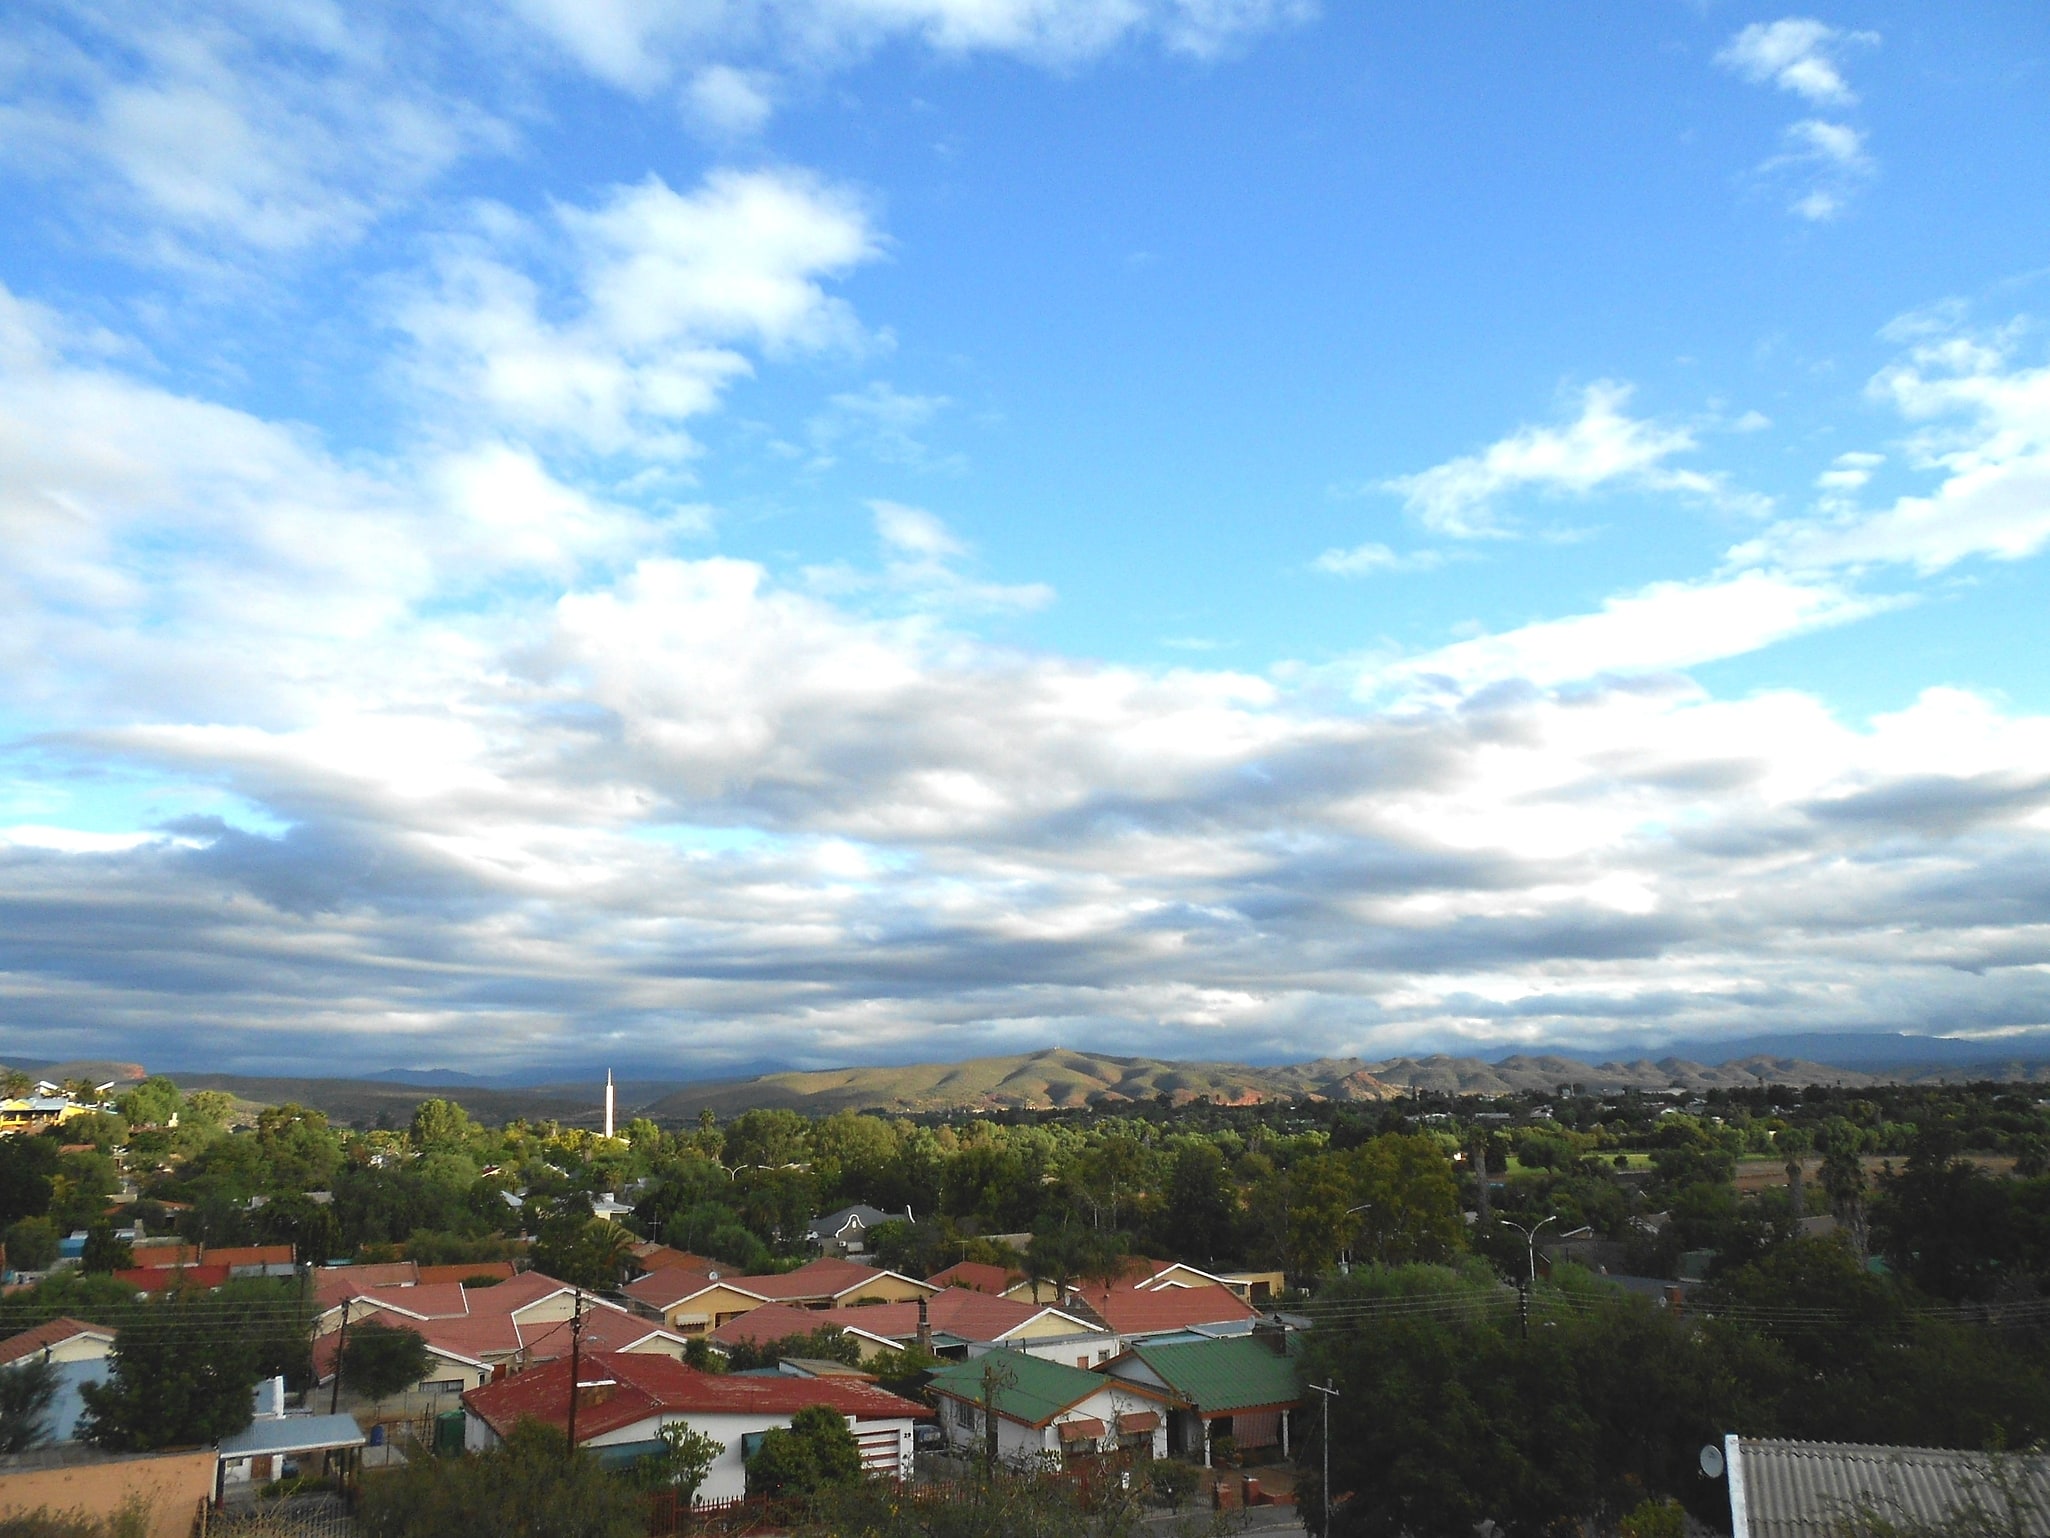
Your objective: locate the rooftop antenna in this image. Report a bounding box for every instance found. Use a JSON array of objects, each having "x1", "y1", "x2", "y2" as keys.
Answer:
[{"x1": 604, "y1": 1070, "x2": 615, "y2": 1140}]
